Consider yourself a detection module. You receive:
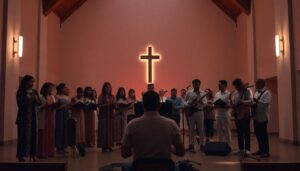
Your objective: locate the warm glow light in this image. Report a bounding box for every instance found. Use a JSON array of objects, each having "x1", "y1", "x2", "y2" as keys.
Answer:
[
  {"x1": 275, "y1": 35, "x2": 284, "y2": 57},
  {"x1": 18, "y1": 36, "x2": 23, "y2": 58},
  {"x1": 13, "y1": 35, "x2": 23, "y2": 58},
  {"x1": 139, "y1": 45, "x2": 161, "y2": 84}
]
